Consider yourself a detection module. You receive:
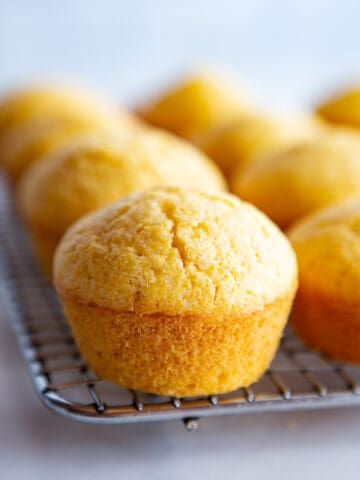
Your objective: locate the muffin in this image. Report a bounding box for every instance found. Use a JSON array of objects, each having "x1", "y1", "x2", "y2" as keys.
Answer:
[
  {"x1": 18, "y1": 129, "x2": 226, "y2": 276},
  {"x1": 197, "y1": 113, "x2": 325, "y2": 177},
  {"x1": 137, "y1": 71, "x2": 248, "y2": 139},
  {"x1": 0, "y1": 115, "x2": 140, "y2": 184},
  {"x1": 232, "y1": 130, "x2": 360, "y2": 229},
  {"x1": 317, "y1": 84, "x2": 360, "y2": 129},
  {"x1": 288, "y1": 199, "x2": 360, "y2": 362},
  {"x1": 0, "y1": 84, "x2": 137, "y2": 182},
  {"x1": 54, "y1": 187, "x2": 298, "y2": 397},
  {"x1": 0, "y1": 84, "x2": 134, "y2": 136}
]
